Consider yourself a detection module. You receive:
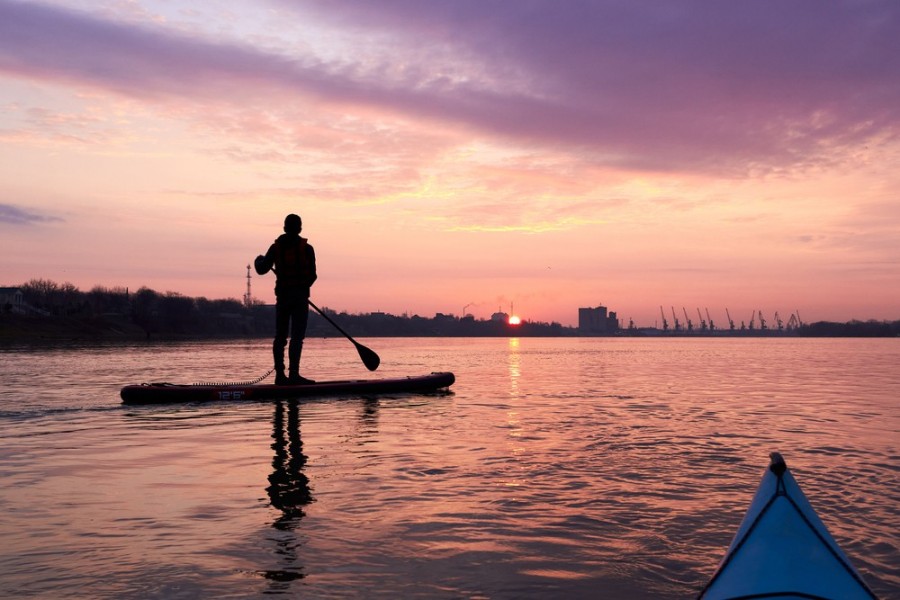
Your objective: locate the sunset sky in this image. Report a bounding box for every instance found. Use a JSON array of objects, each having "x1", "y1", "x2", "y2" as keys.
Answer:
[{"x1": 2, "y1": 0, "x2": 898, "y2": 327}]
